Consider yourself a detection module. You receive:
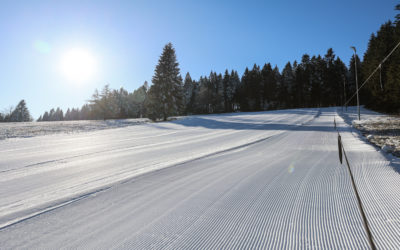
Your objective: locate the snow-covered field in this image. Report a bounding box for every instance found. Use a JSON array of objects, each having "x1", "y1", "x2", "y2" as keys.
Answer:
[
  {"x1": 340, "y1": 106, "x2": 400, "y2": 157},
  {"x1": 0, "y1": 118, "x2": 150, "y2": 140},
  {"x1": 1, "y1": 108, "x2": 400, "y2": 249}
]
